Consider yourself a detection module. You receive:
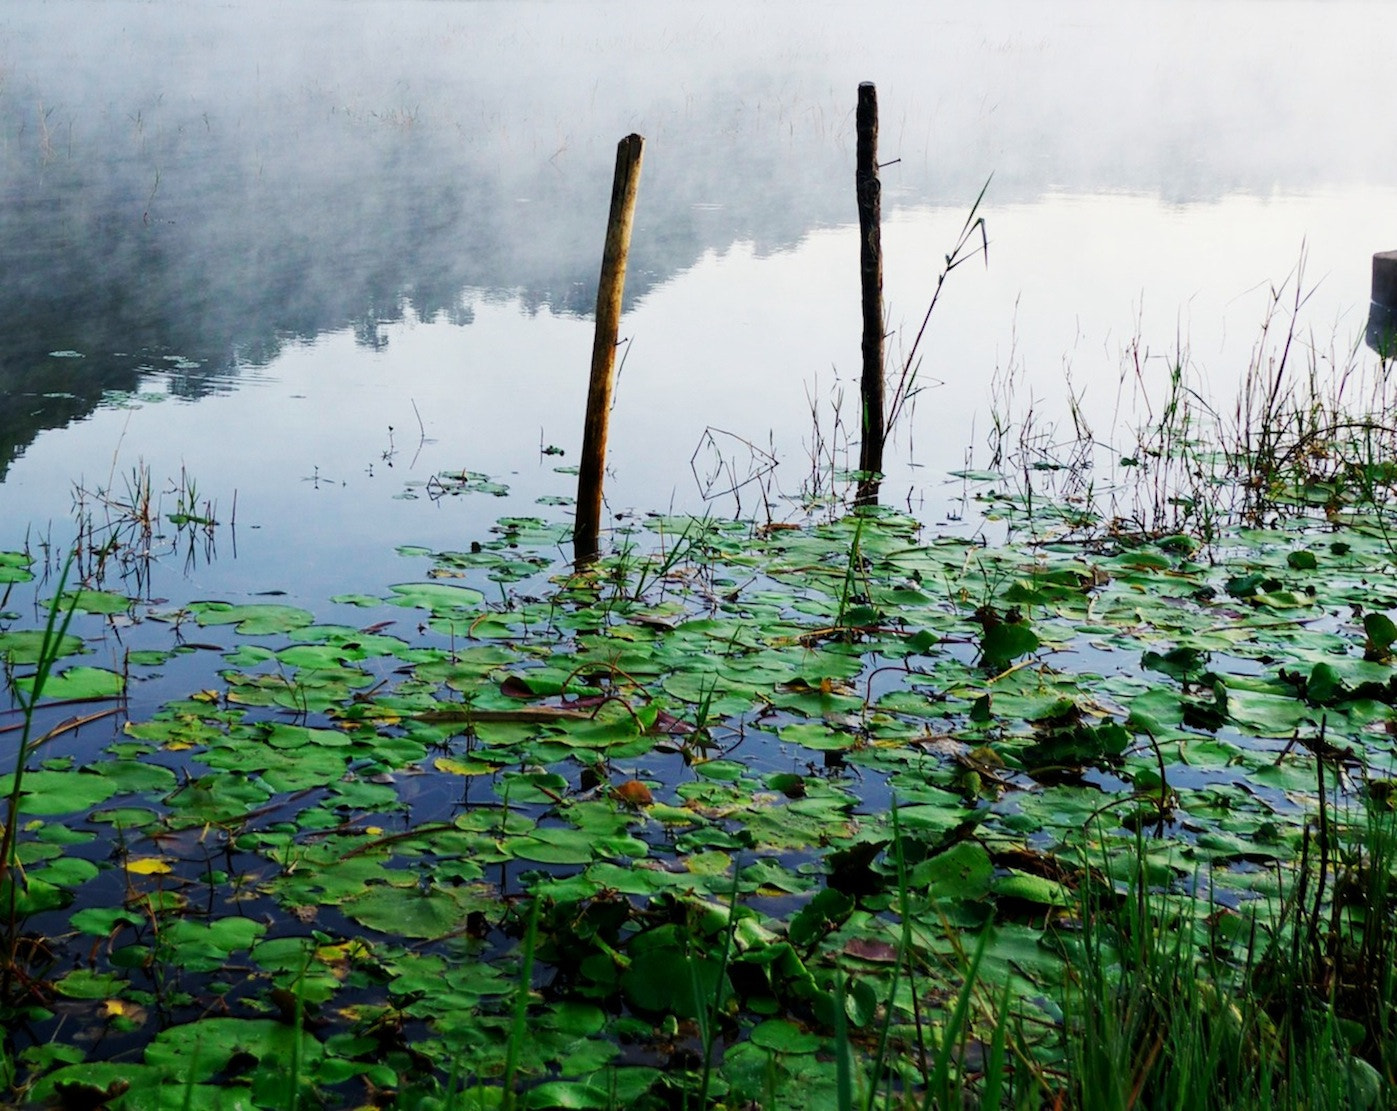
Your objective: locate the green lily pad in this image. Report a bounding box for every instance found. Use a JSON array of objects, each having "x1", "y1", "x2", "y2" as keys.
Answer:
[
  {"x1": 981, "y1": 621, "x2": 1041, "y2": 668},
  {"x1": 15, "y1": 665, "x2": 125, "y2": 702},
  {"x1": 749, "y1": 1018, "x2": 823, "y2": 1055},
  {"x1": 621, "y1": 946, "x2": 725, "y2": 1018},
  {"x1": 54, "y1": 969, "x2": 127, "y2": 999},
  {"x1": 55, "y1": 589, "x2": 133, "y2": 615},
  {"x1": 343, "y1": 883, "x2": 477, "y2": 939},
  {"x1": 144, "y1": 1017, "x2": 323, "y2": 1084},
  {"x1": 909, "y1": 840, "x2": 994, "y2": 901},
  {"x1": 505, "y1": 827, "x2": 596, "y2": 865},
  {"x1": 0, "y1": 629, "x2": 85, "y2": 665},
  {"x1": 190, "y1": 601, "x2": 316, "y2": 635},
  {"x1": 388, "y1": 582, "x2": 487, "y2": 613},
  {"x1": 0, "y1": 550, "x2": 34, "y2": 583},
  {"x1": 162, "y1": 917, "x2": 267, "y2": 972},
  {"x1": 993, "y1": 870, "x2": 1074, "y2": 907},
  {"x1": 0, "y1": 770, "x2": 119, "y2": 815}
]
